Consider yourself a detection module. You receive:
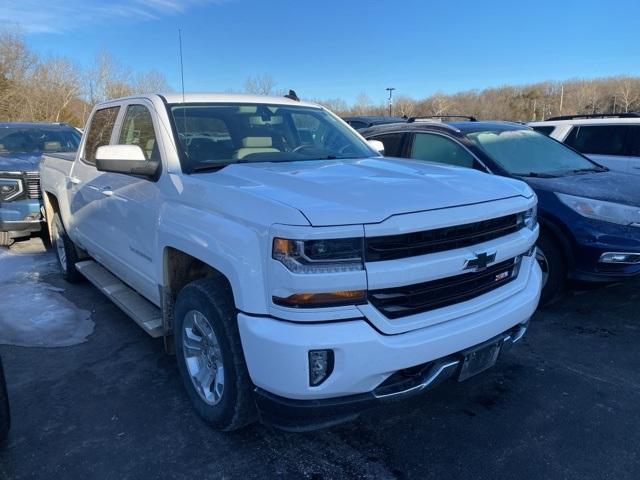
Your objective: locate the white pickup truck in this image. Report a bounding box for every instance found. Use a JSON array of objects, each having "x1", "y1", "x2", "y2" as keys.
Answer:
[{"x1": 40, "y1": 93, "x2": 542, "y2": 431}]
